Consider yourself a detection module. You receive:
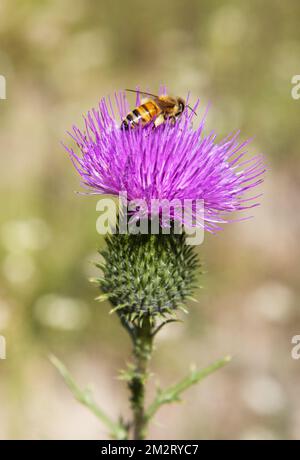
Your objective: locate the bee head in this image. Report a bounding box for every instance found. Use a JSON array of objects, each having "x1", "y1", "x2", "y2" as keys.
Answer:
[{"x1": 177, "y1": 97, "x2": 186, "y2": 115}]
